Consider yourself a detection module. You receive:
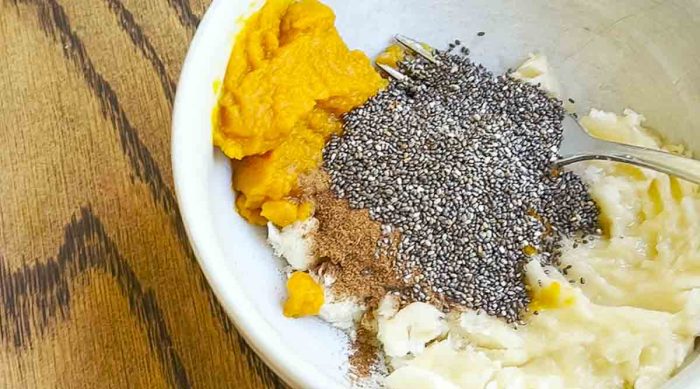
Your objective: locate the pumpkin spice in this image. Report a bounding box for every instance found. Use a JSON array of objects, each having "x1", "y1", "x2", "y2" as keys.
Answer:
[{"x1": 302, "y1": 171, "x2": 402, "y2": 308}]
